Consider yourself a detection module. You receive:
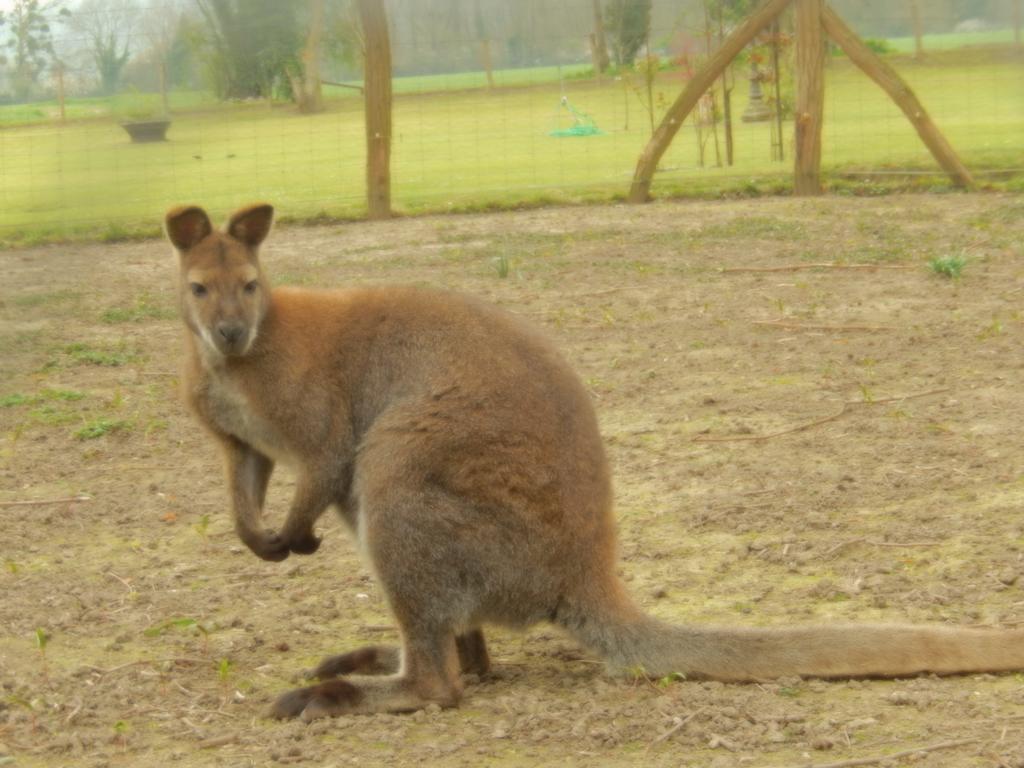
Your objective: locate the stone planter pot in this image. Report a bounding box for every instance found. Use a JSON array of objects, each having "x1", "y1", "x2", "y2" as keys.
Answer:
[{"x1": 120, "y1": 120, "x2": 171, "y2": 143}]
